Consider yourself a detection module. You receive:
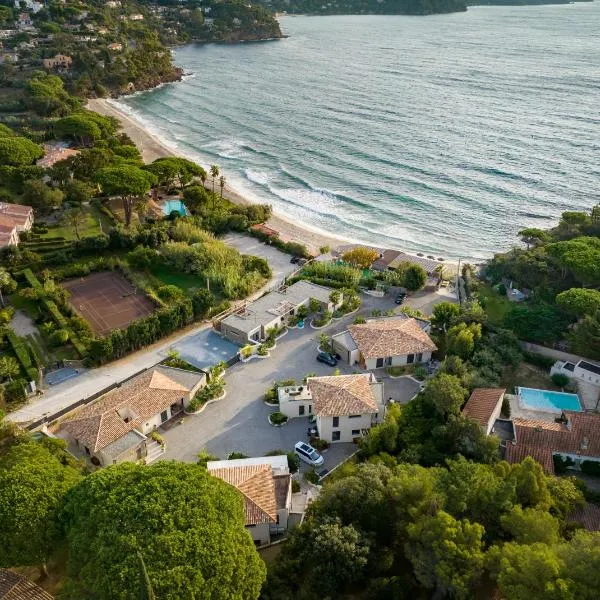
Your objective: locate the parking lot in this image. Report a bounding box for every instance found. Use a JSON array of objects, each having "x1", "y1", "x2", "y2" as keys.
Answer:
[{"x1": 159, "y1": 288, "x2": 429, "y2": 467}]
